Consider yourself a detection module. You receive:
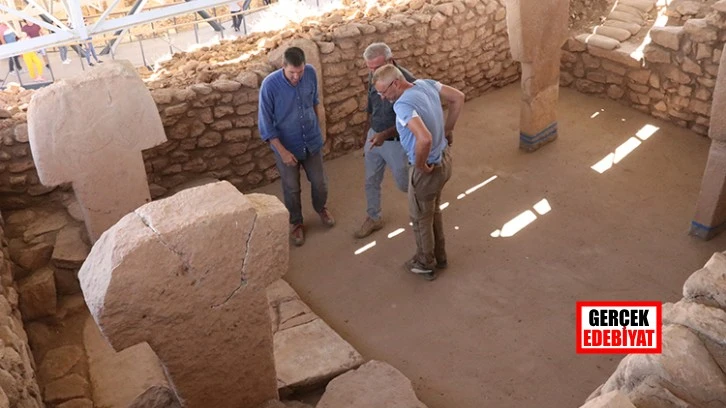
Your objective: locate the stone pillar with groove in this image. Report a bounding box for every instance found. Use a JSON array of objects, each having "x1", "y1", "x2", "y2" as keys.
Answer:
[
  {"x1": 505, "y1": 0, "x2": 569, "y2": 151},
  {"x1": 691, "y1": 45, "x2": 726, "y2": 240}
]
